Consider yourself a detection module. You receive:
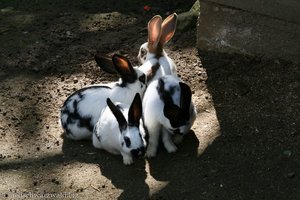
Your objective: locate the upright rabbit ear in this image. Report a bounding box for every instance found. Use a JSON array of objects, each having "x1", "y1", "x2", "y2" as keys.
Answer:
[
  {"x1": 164, "y1": 103, "x2": 181, "y2": 123},
  {"x1": 179, "y1": 82, "x2": 192, "y2": 117},
  {"x1": 159, "y1": 13, "x2": 177, "y2": 47},
  {"x1": 107, "y1": 98, "x2": 127, "y2": 132},
  {"x1": 112, "y1": 54, "x2": 137, "y2": 83},
  {"x1": 94, "y1": 54, "x2": 117, "y2": 74},
  {"x1": 128, "y1": 93, "x2": 142, "y2": 127},
  {"x1": 148, "y1": 15, "x2": 162, "y2": 53}
]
